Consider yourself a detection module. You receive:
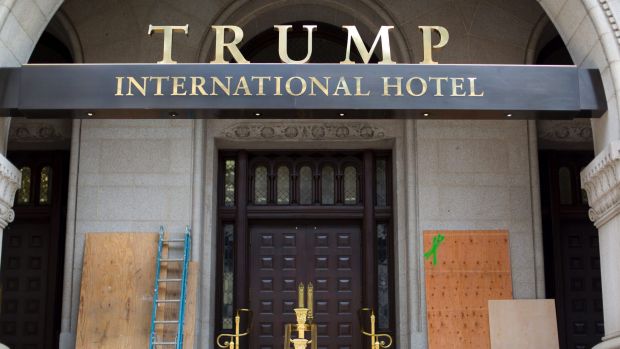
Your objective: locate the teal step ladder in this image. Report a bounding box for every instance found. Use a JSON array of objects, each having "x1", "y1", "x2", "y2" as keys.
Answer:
[{"x1": 149, "y1": 226, "x2": 191, "y2": 349}]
